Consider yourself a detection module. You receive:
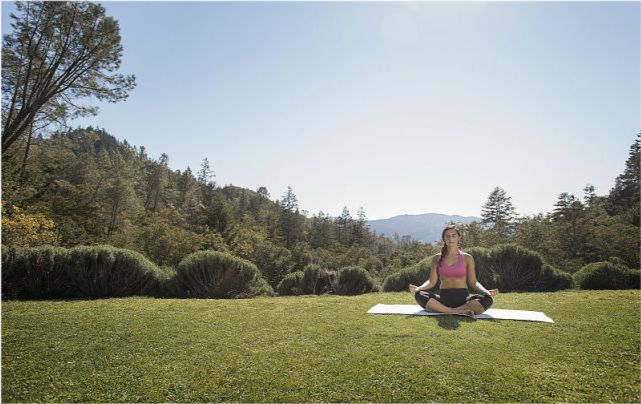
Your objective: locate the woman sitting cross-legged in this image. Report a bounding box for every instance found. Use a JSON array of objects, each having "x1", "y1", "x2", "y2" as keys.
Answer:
[{"x1": 409, "y1": 224, "x2": 499, "y2": 316}]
